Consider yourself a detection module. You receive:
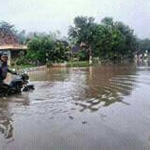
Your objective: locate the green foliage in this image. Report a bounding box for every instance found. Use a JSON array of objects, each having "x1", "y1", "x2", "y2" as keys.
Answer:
[
  {"x1": 101, "y1": 17, "x2": 114, "y2": 26},
  {"x1": 15, "y1": 57, "x2": 27, "y2": 65},
  {"x1": 48, "y1": 41, "x2": 70, "y2": 63},
  {"x1": 77, "y1": 49, "x2": 89, "y2": 61},
  {"x1": 139, "y1": 39, "x2": 150, "y2": 52},
  {"x1": 26, "y1": 35, "x2": 70, "y2": 64},
  {"x1": 27, "y1": 35, "x2": 54, "y2": 64},
  {"x1": 68, "y1": 16, "x2": 138, "y2": 63},
  {"x1": 0, "y1": 22, "x2": 16, "y2": 34},
  {"x1": 68, "y1": 16, "x2": 96, "y2": 46},
  {"x1": 0, "y1": 20, "x2": 143, "y2": 66},
  {"x1": 17, "y1": 30, "x2": 27, "y2": 44},
  {"x1": 67, "y1": 61, "x2": 89, "y2": 67}
]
